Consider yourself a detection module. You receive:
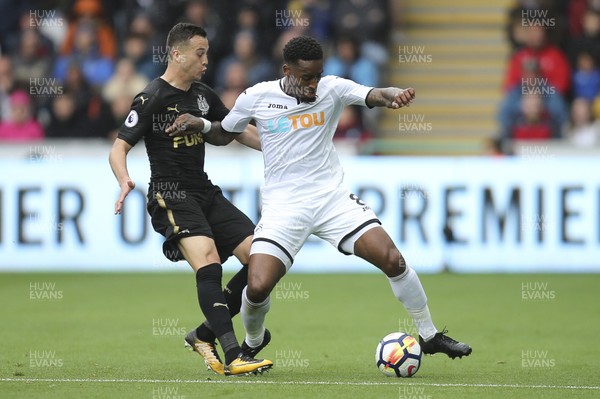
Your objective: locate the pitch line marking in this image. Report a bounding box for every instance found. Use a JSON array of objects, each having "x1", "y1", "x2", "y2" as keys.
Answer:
[{"x1": 0, "y1": 378, "x2": 599, "y2": 390}]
